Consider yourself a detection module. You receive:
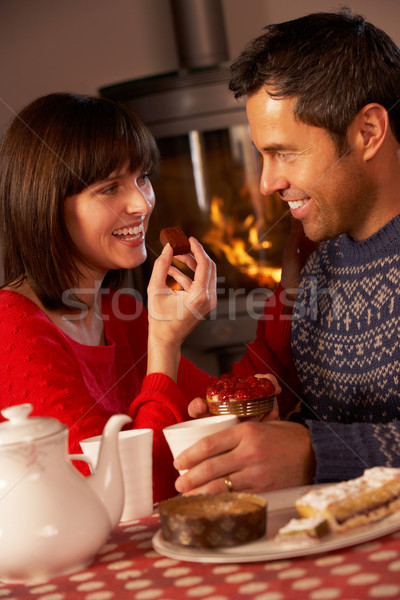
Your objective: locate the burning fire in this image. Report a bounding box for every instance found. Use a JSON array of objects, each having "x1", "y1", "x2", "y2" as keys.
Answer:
[{"x1": 203, "y1": 196, "x2": 282, "y2": 289}]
